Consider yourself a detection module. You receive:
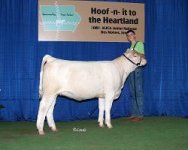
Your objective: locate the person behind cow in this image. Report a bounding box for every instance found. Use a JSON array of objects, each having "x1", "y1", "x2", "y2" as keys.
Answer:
[{"x1": 126, "y1": 30, "x2": 145, "y2": 122}]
